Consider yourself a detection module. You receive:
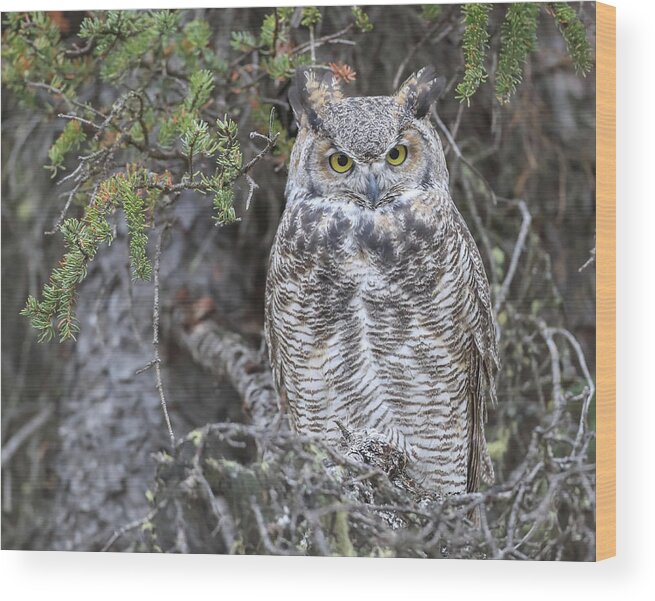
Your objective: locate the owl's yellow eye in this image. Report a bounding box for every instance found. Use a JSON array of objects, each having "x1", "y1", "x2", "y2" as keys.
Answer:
[
  {"x1": 386, "y1": 145, "x2": 407, "y2": 166},
  {"x1": 329, "y1": 152, "x2": 353, "y2": 174}
]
